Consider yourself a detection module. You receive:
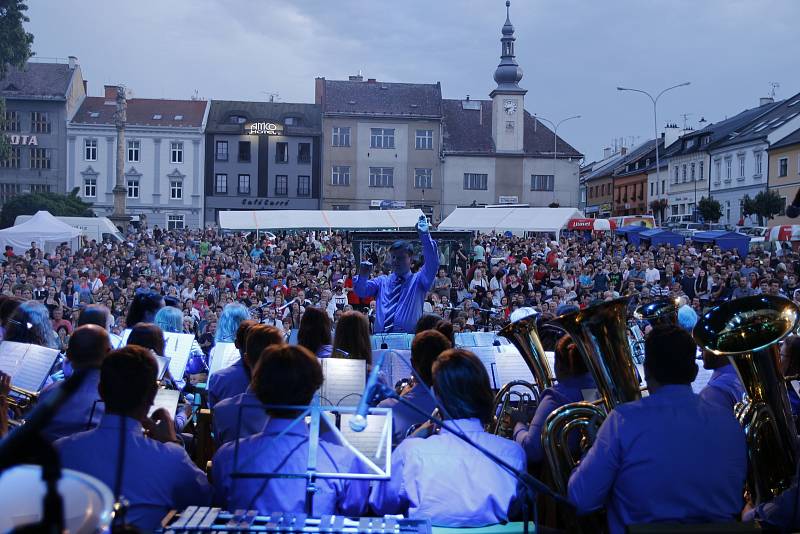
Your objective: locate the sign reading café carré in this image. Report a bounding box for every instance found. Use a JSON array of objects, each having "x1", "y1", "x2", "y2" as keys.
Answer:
[
  {"x1": 245, "y1": 122, "x2": 283, "y2": 136},
  {"x1": 3, "y1": 134, "x2": 38, "y2": 146}
]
